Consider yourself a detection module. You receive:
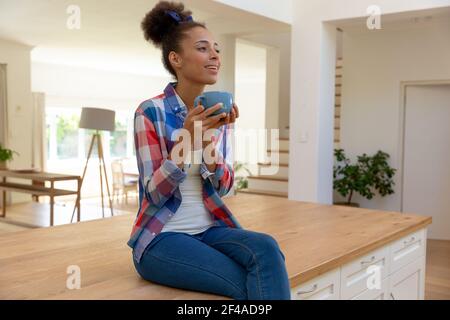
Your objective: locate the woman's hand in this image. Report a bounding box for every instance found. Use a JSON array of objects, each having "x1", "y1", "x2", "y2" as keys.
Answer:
[
  {"x1": 222, "y1": 103, "x2": 239, "y2": 126},
  {"x1": 182, "y1": 103, "x2": 224, "y2": 139},
  {"x1": 169, "y1": 103, "x2": 240, "y2": 168},
  {"x1": 201, "y1": 103, "x2": 239, "y2": 170},
  {"x1": 184, "y1": 102, "x2": 239, "y2": 133}
]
